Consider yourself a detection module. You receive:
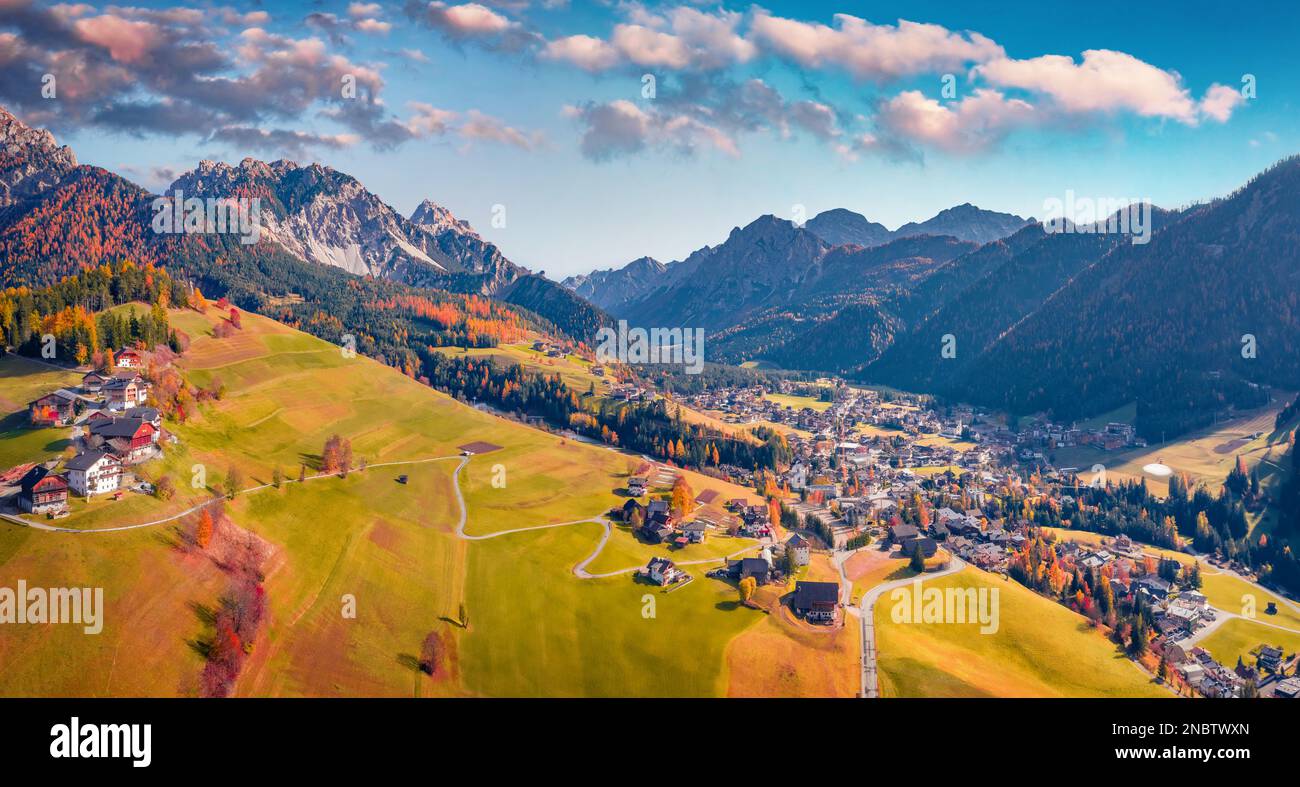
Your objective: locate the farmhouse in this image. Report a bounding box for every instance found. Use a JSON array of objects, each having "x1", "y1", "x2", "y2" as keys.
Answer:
[
  {"x1": 1257, "y1": 645, "x2": 1285, "y2": 673},
  {"x1": 646, "y1": 557, "x2": 682, "y2": 586},
  {"x1": 80, "y1": 370, "x2": 109, "y2": 393},
  {"x1": 627, "y1": 476, "x2": 647, "y2": 496},
  {"x1": 65, "y1": 451, "x2": 122, "y2": 497},
  {"x1": 88, "y1": 417, "x2": 158, "y2": 464},
  {"x1": 114, "y1": 348, "x2": 144, "y2": 368},
  {"x1": 18, "y1": 465, "x2": 68, "y2": 514},
  {"x1": 103, "y1": 375, "x2": 150, "y2": 410},
  {"x1": 681, "y1": 520, "x2": 707, "y2": 543},
  {"x1": 730, "y1": 557, "x2": 771, "y2": 585},
  {"x1": 791, "y1": 581, "x2": 839, "y2": 623},
  {"x1": 1135, "y1": 576, "x2": 1172, "y2": 601},
  {"x1": 28, "y1": 390, "x2": 79, "y2": 426}
]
